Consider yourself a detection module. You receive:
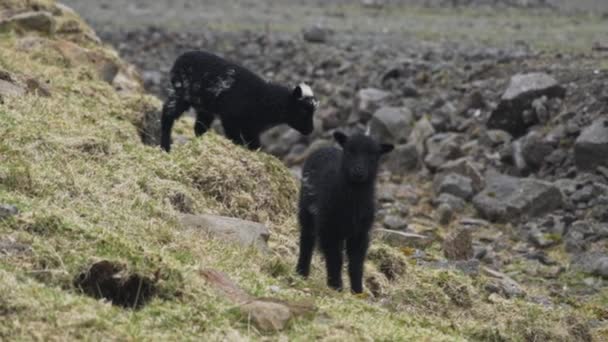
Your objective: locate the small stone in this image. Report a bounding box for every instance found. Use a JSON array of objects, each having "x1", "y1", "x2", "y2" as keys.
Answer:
[
  {"x1": 434, "y1": 193, "x2": 466, "y2": 212},
  {"x1": 179, "y1": 214, "x2": 270, "y2": 252},
  {"x1": 424, "y1": 133, "x2": 465, "y2": 171},
  {"x1": 0, "y1": 79, "x2": 25, "y2": 99},
  {"x1": 383, "y1": 215, "x2": 407, "y2": 230},
  {"x1": 302, "y1": 25, "x2": 332, "y2": 43},
  {"x1": 0, "y1": 204, "x2": 19, "y2": 220},
  {"x1": 373, "y1": 229, "x2": 433, "y2": 249}
]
